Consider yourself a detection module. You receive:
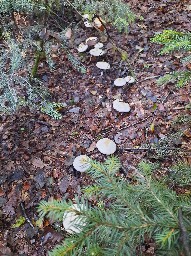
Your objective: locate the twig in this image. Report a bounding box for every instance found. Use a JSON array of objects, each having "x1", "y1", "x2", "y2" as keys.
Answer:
[
  {"x1": 178, "y1": 208, "x2": 191, "y2": 256},
  {"x1": 122, "y1": 147, "x2": 150, "y2": 152},
  {"x1": 161, "y1": 91, "x2": 171, "y2": 104},
  {"x1": 118, "y1": 114, "x2": 153, "y2": 132},
  {"x1": 174, "y1": 106, "x2": 186, "y2": 110},
  {"x1": 139, "y1": 75, "x2": 161, "y2": 82},
  {"x1": 20, "y1": 202, "x2": 34, "y2": 228},
  {"x1": 122, "y1": 147, "x2": 180, "y2": 152}
]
